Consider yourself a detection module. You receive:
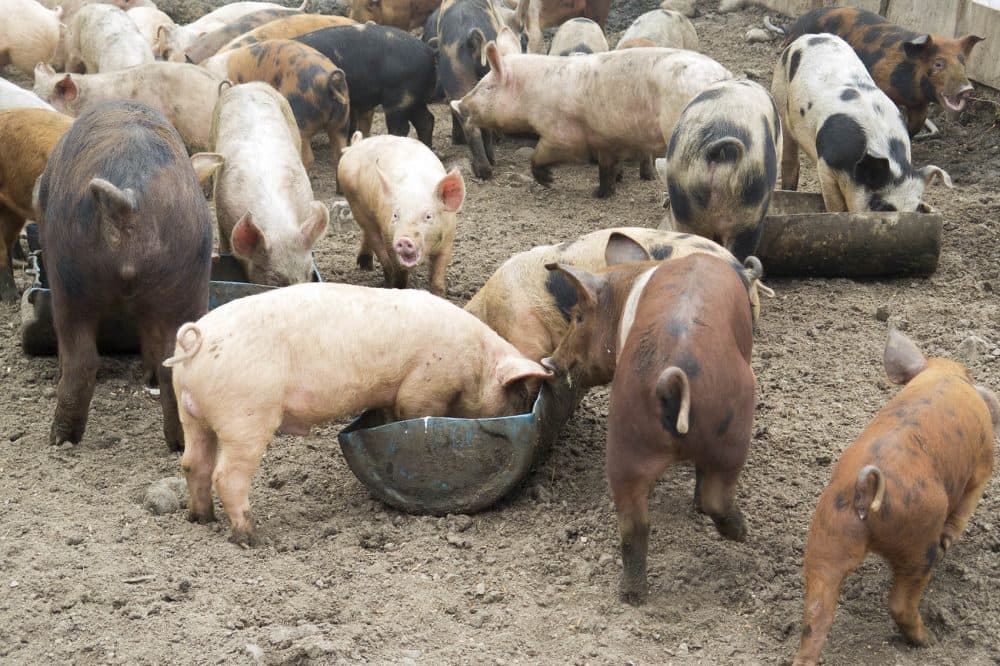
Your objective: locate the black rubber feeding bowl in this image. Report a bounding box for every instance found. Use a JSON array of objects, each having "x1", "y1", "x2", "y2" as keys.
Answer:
[{"x1": 338, "y1": 371, "x2": 579, "y2": 515}]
